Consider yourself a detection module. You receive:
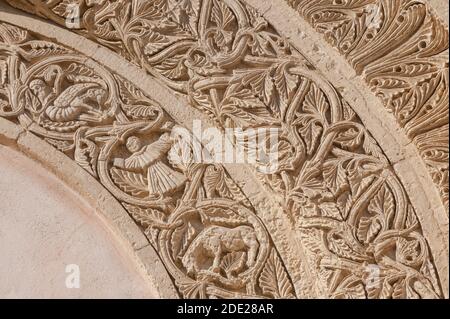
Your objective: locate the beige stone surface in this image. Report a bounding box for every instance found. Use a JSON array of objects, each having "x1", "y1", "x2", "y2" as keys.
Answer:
[
  {"x1": 0, "y1": 145, "x2": 157, "y2": 298},
  {"x1": 0, "y1": 0, "x2": 448, "y2": 299}
]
